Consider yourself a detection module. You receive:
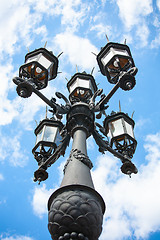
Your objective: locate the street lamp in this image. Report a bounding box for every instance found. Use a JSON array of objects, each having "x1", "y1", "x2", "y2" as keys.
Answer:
[
  {"x1": 97, "y1": 42, "x2": 137, "y2": 90},
  {"x1": 32, "y1": 119, "x2": 63, "y2": 164},
  {"x1": 32, "y1": 118, "x2": 63, "y2": 184},
  {"x1": 19, "y1": 48, "x2": 58, "y2": 89},
  {"x1": 13, "y1": 39, "x2": 138, "y2": 240},
  {"x1": 103, "y1": 112, "x2": 137, "y2": 158},
  {"x1": 14, "y1": 48, "x2": 59, "y2": 99},
  {"x1": 67, "y1": 72, "x2": 97, "y2": 103}
]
